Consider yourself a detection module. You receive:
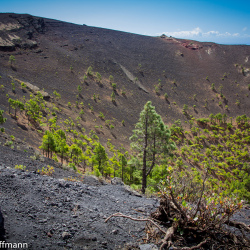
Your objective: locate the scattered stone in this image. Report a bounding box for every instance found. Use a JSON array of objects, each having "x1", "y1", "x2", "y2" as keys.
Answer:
[
  {"x1": 111, "y1": 229, "x2": 119, "y2": 235},
  {"x1": 62, "y1": 232, "x2": 72, "y2": 240},
  {"x1": 111, "y1": 177, "x2": 124, "y2": 185},
  {"x1": 124, "y1": 185, "x2": 142, "y2": 197},
  {"x1": 139, "y1": 244, "x2": 158, "y2": 250}
]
